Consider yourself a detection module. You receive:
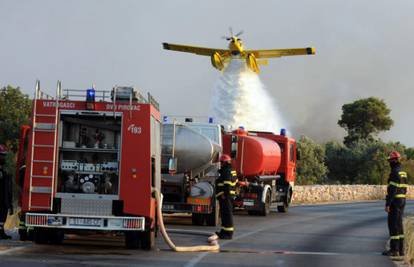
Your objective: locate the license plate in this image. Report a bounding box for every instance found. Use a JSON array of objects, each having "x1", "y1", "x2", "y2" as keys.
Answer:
[
  {"x1": 243, "y1": 200, "x2": 254, "y2": 207},
  {"x1": 69, "y1": 218, "x2": 102, "y2": 227},
  {"x1": 163, "y1": 205, "x2": 175, "y2": 211},
  {"x1": 47, "y1": 217, "x2": 63, "y2": 226}
]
